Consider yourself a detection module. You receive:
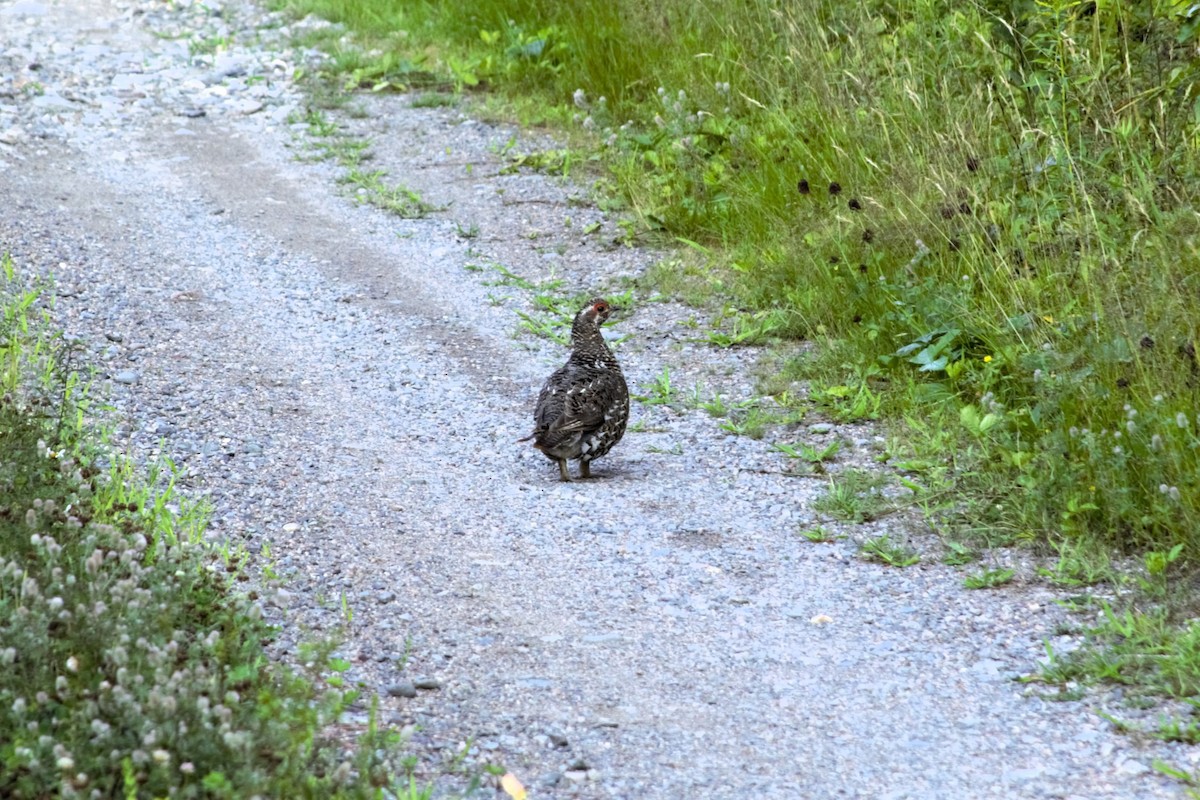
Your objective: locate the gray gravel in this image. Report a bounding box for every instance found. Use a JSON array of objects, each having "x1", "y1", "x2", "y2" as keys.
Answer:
[{"x1": 1, "y1": 0, "x2": 1196, "y2": 797}]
